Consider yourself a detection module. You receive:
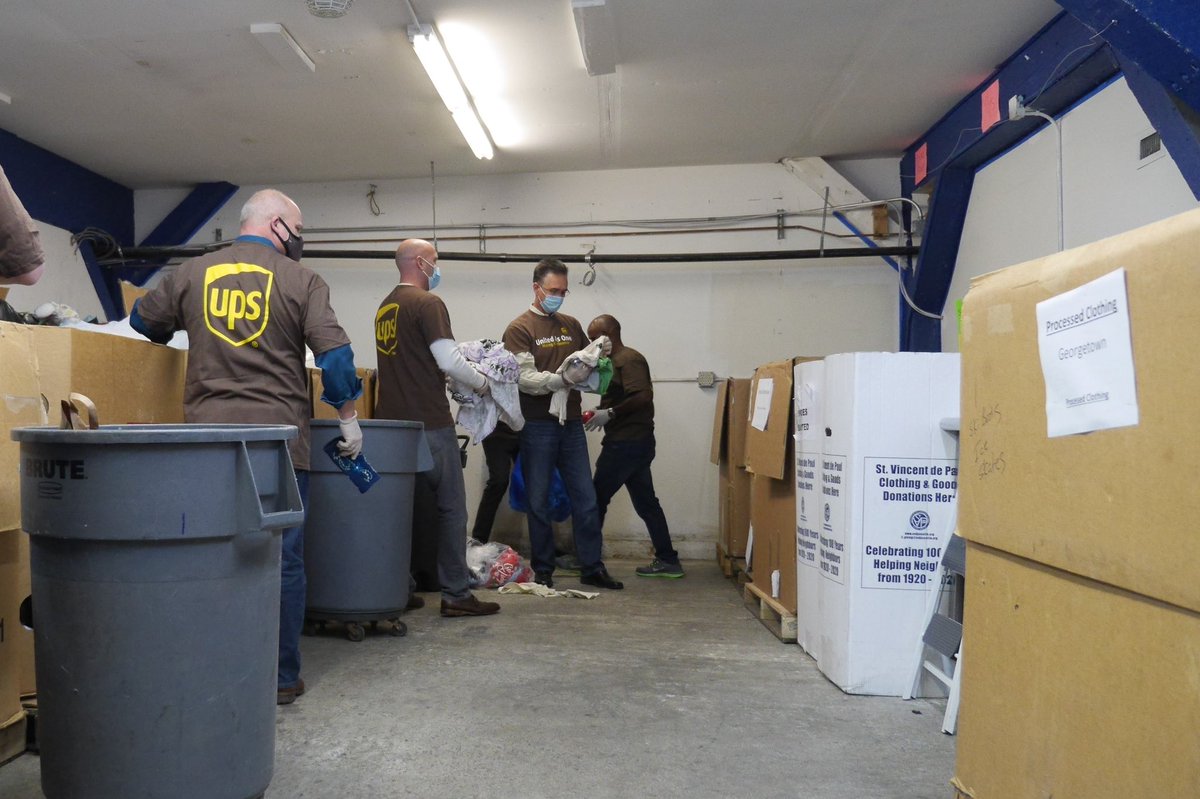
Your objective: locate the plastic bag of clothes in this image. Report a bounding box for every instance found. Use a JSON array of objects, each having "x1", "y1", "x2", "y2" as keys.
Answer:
[{"x1": 466, "y1": 539, "x2": 535, "y2": 588}]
